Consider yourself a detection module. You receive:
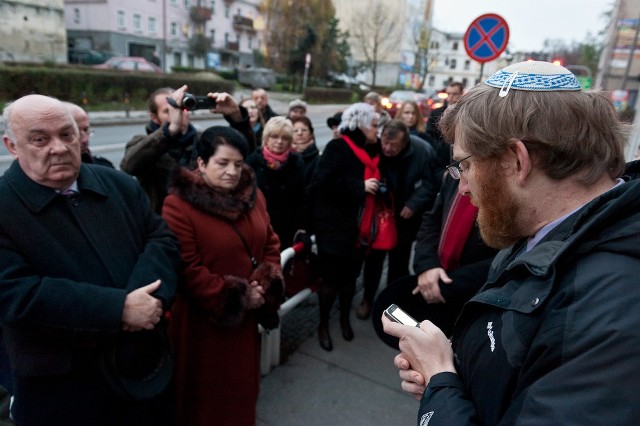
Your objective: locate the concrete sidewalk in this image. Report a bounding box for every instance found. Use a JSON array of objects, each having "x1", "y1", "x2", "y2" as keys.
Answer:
[{"x1": 256, "y1": 289, "x2": 419, "y2": 426}]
